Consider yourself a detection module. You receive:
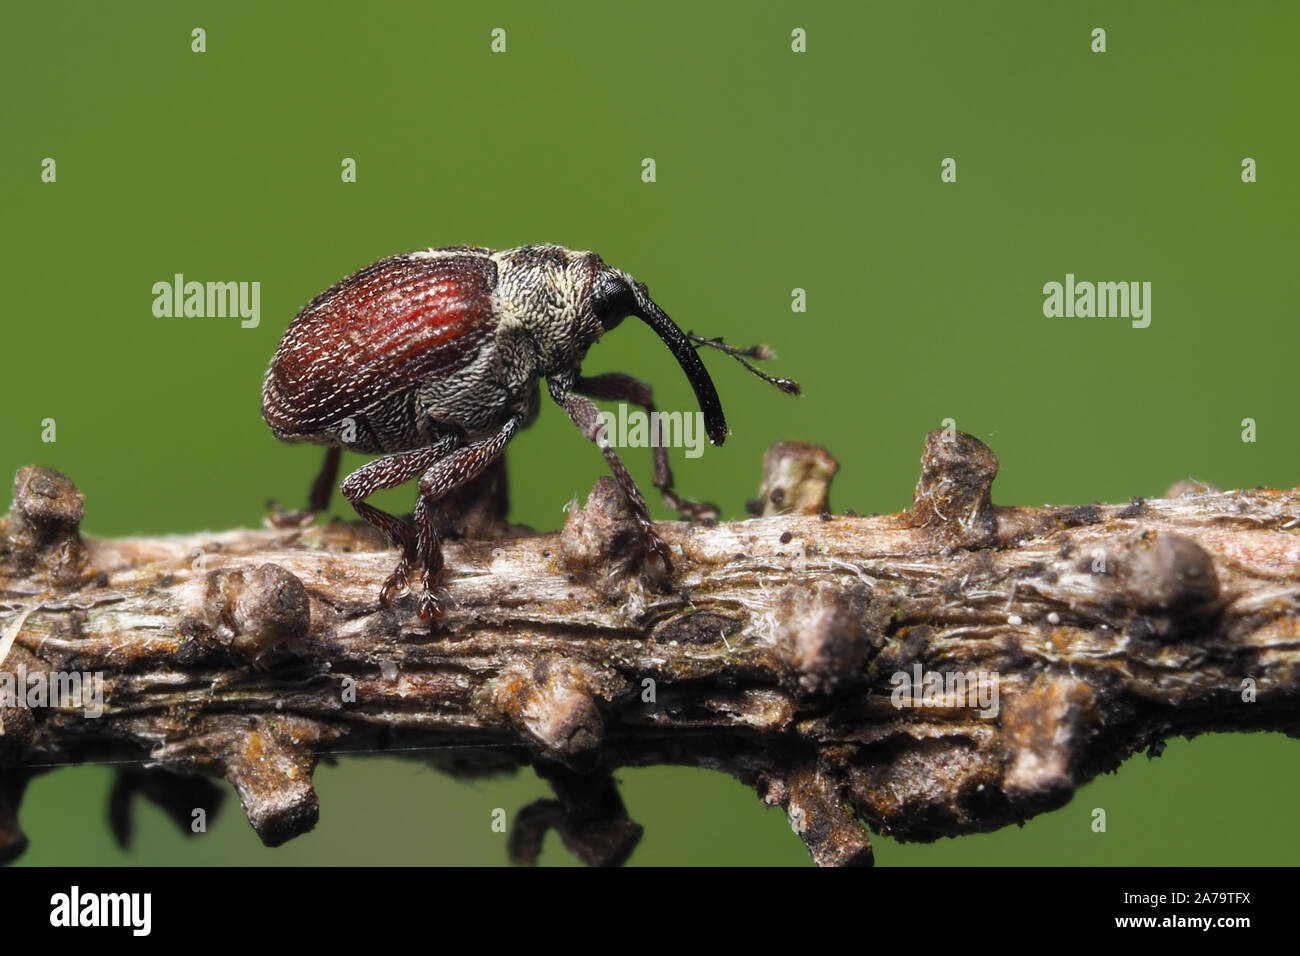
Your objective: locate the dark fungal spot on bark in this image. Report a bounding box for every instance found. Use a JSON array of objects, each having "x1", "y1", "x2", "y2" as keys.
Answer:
[{"x1": 653, "y1": 611, "x2": 740, "y2": 646}]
